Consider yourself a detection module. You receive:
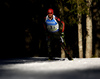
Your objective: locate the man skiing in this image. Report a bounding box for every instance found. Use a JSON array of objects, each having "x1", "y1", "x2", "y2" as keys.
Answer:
[{"x1": 43, "y1": 8, "x2": 73, "y2": 60}]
